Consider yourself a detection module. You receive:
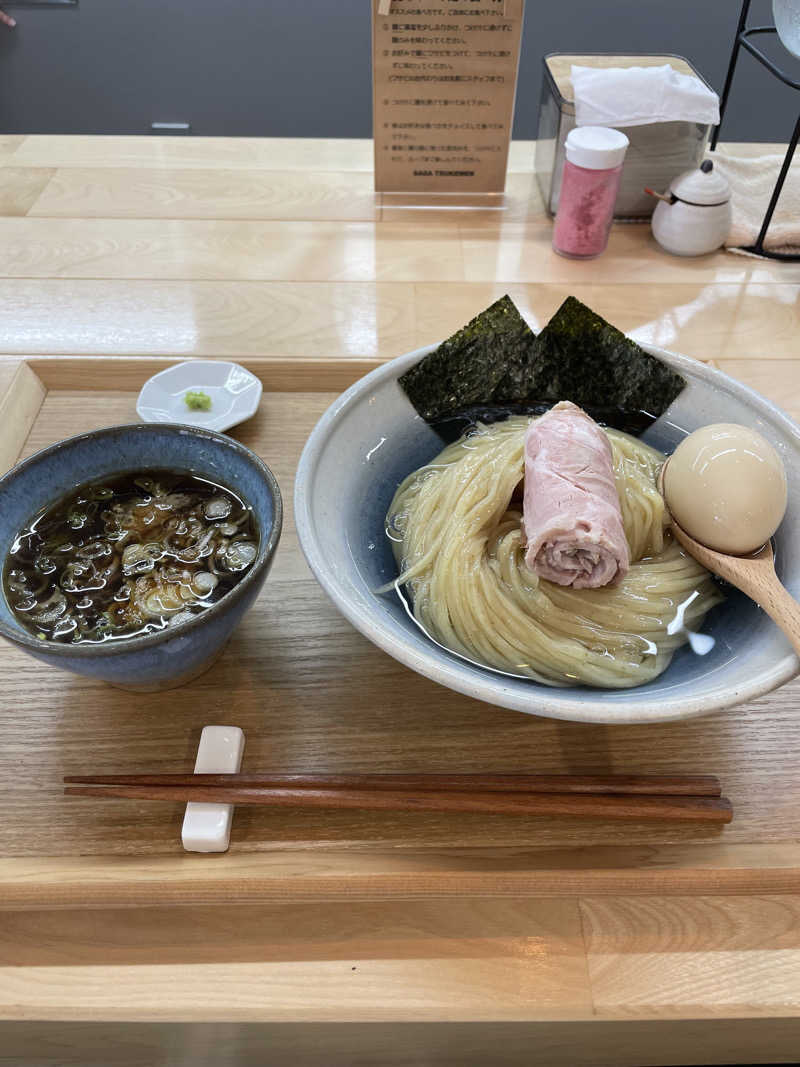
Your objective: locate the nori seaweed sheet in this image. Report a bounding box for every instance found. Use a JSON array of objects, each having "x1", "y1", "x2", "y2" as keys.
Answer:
[
  {"x1": 399, "y1": 294, "x2": 685, "y2": 433},
  {"x1": 517, "y1": 296, "x2": 685, "y2": 416},
  {"x1": 398, "y1": 295, "x2": 534, "y2": 422}
]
